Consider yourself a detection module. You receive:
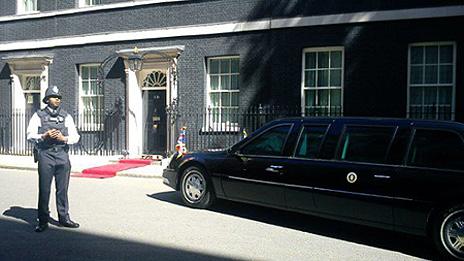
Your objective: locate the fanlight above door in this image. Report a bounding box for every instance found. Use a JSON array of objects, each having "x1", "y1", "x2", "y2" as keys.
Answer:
[{"x1": 143, "y1": 70, "x2": 167, "y2": 88}]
